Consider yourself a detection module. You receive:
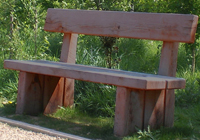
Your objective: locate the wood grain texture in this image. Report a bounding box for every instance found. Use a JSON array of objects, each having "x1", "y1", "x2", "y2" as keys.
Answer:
[
  {"x1": 60, "y1": 33, "x2": 78, "y2": 108},
  {"x1": 158, "y1": 42, "x2": 179, "y2": 77},
  {"x1": 16, "y1": 72, "x2": 44, "y2": 115},
  {"x1": 60, "y1": 33, "x2": 78, "y2": 63},
  {"x1": 143, "y1": 90, "x2": 165, "y2": 129},
  {"x1": 158, "y1": 42, "x2": 179, "y2": 127},
  {"x1": 16, "y1": 72, "x2": 67, "y2": 115},
  {"x1": 44, "y1": 78, "x2": 64, "y2": 114},
  {"x1": 163, "y1": 89, "x2": 175, "y2": 127},
  {"x1": 43, "y1": 76, "x2": 61, "y2": 113},
  {"x1": 63, "y1": 78, "x2": 74, "y2": 107},
  {"x1": 16, "y1": 72, "x2": 27, "y2": 114},
  {"x1": 44, "y1": 8, "x2": 198, "y2": 43},
  {"x1": 114, "y1": 87, "x2": 145, "y2": 137},
  {"x1": 114, "y1": 88, "x2": 165, "y2": 136},
  {"x1": 4, "y1": 60, "x2": 186, "y2": 90}
]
